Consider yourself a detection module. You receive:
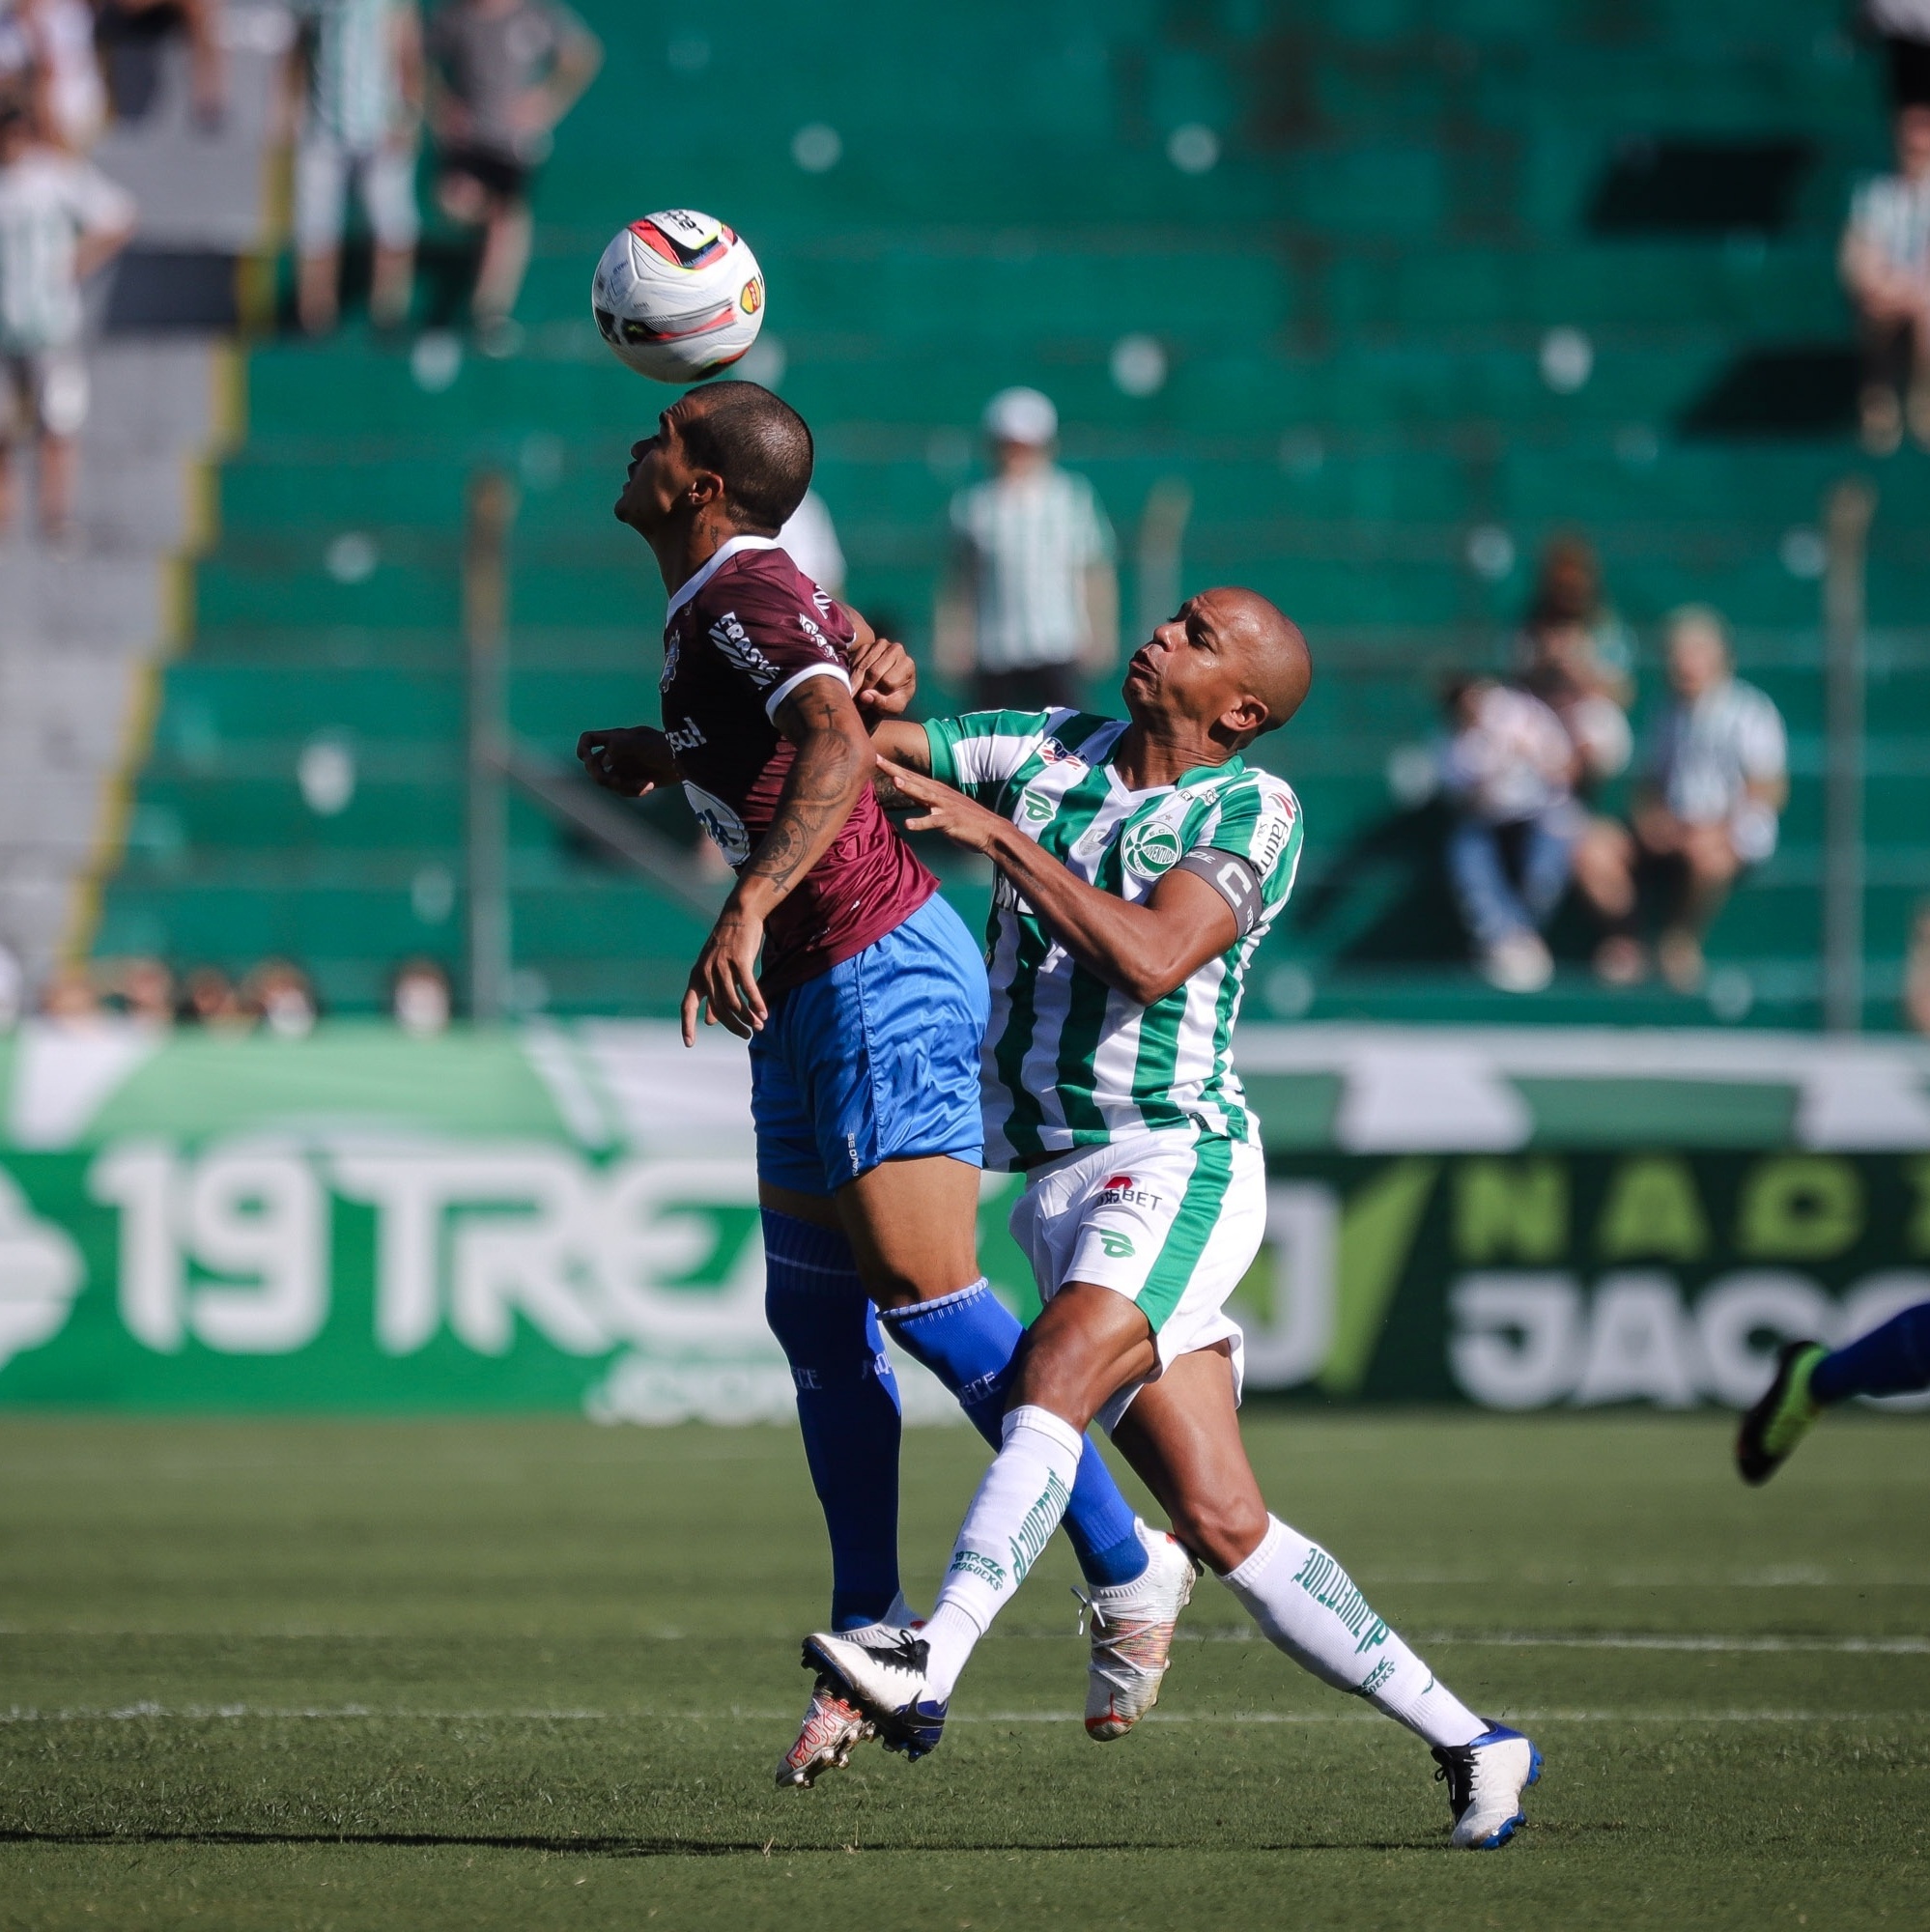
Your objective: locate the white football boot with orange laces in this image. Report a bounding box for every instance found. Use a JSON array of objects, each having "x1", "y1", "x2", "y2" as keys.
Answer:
[{"x1": 1078, "y1": 1522, "x2": 1198, "y2": 1741}]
